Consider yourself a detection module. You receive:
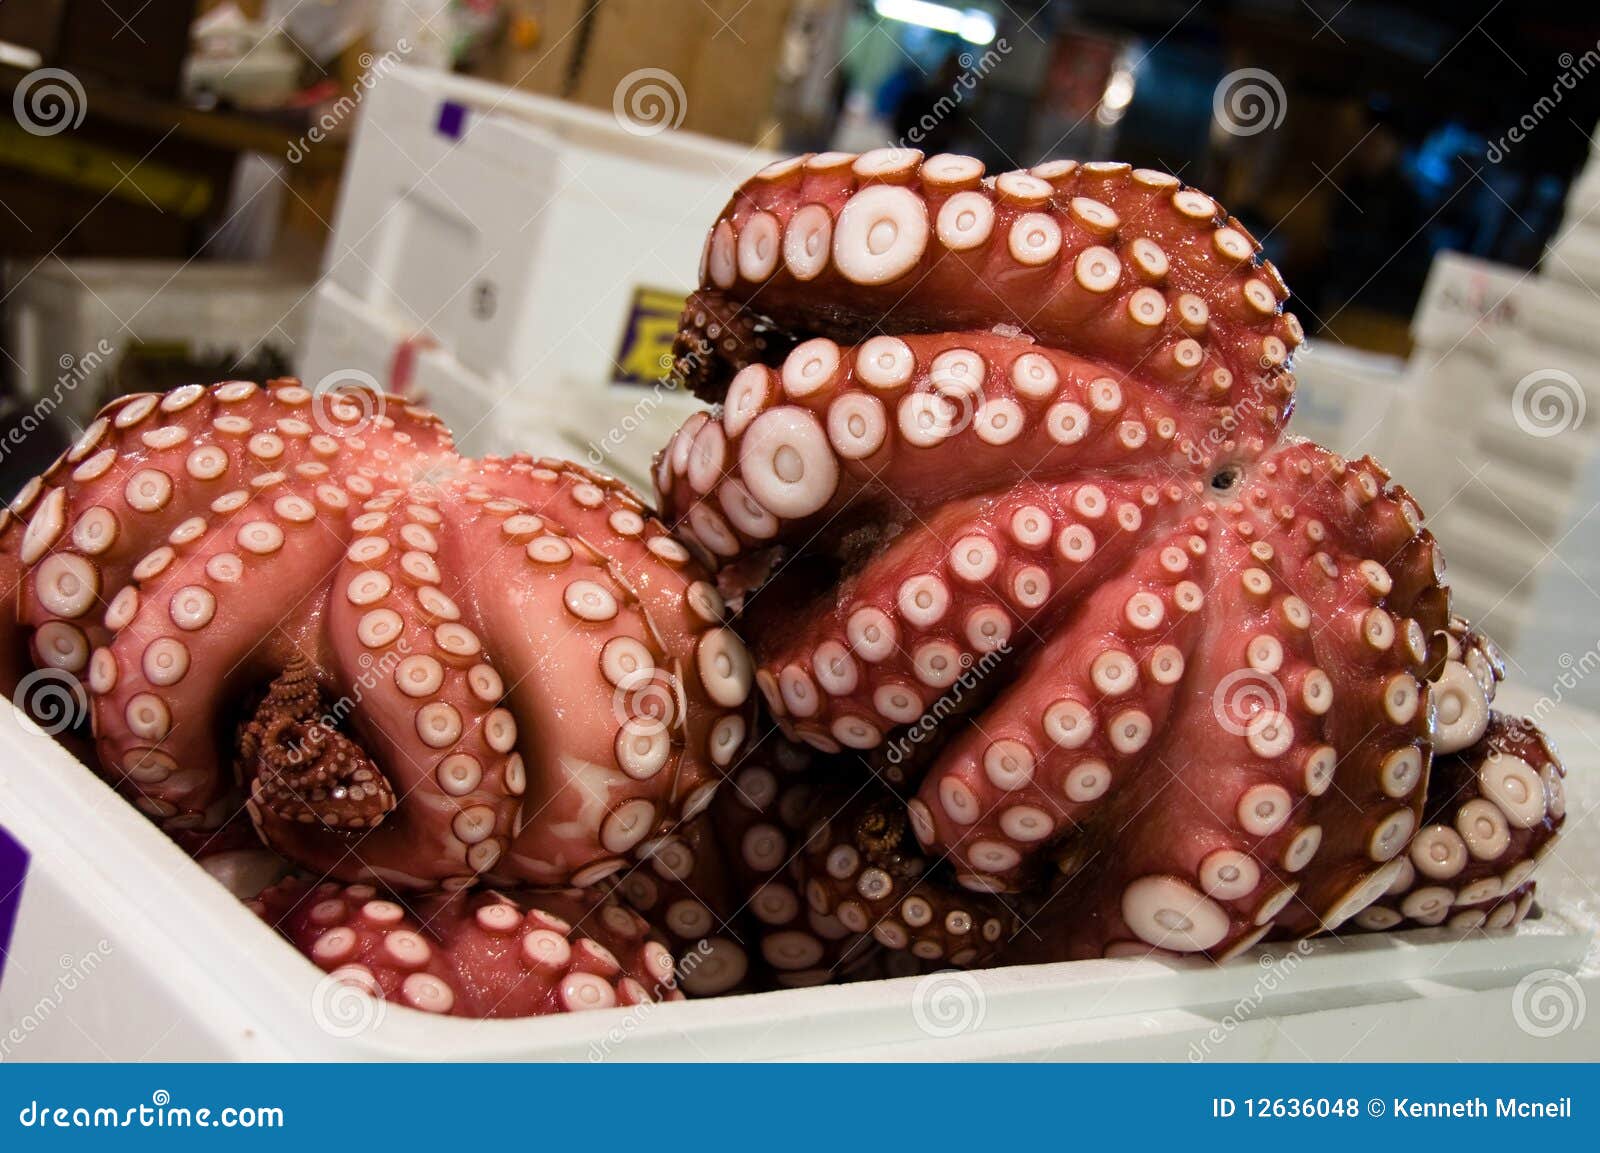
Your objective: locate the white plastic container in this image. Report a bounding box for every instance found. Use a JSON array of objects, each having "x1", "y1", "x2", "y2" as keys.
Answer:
[
  {"x1": 298, "y1": 65, "x2": 776, "y2": 490},
  {"x1": 1, "y1": 683, "x2": 1595, "y2": 1061},
  {"x1": 1283, "y1": 341, "x2": 1406, "y2": 462}
]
